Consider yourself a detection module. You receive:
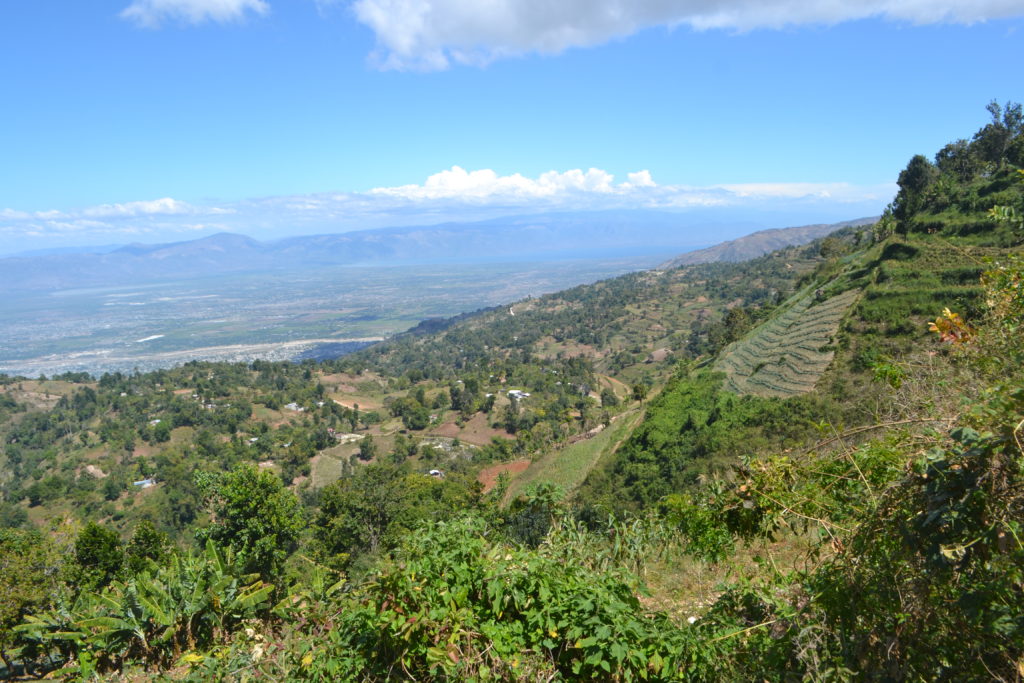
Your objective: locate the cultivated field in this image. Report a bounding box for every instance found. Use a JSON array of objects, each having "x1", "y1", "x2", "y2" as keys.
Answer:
[{"x1": 716, "y1": 286, "x2": 861, "y2": 398}]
